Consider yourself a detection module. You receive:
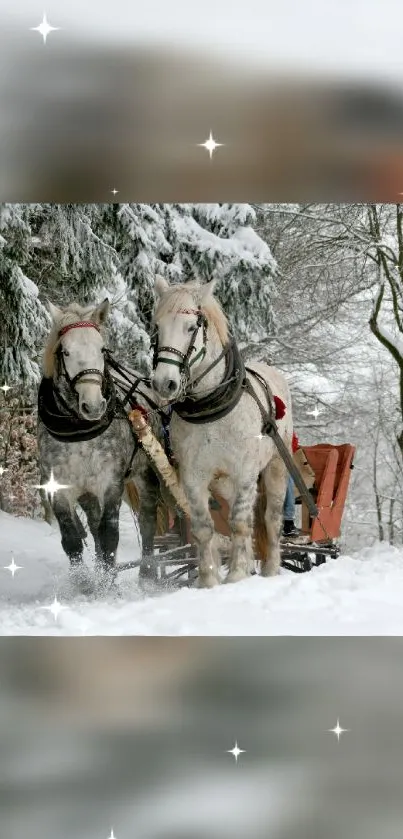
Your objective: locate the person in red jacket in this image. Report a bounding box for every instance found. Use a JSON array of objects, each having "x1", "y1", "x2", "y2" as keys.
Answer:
[{"x1": 282, "y1": 432, "x2": 300, "y2": 538}]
